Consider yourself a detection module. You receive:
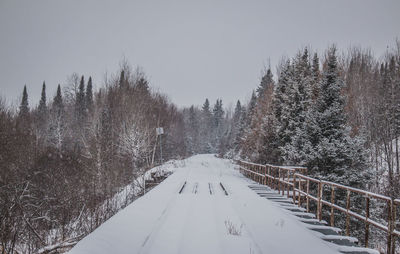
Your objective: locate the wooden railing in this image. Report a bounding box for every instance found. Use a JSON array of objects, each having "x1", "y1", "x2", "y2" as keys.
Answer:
[{"x1": 237, "y1": 160, "x2": 399, "y2": 254}]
